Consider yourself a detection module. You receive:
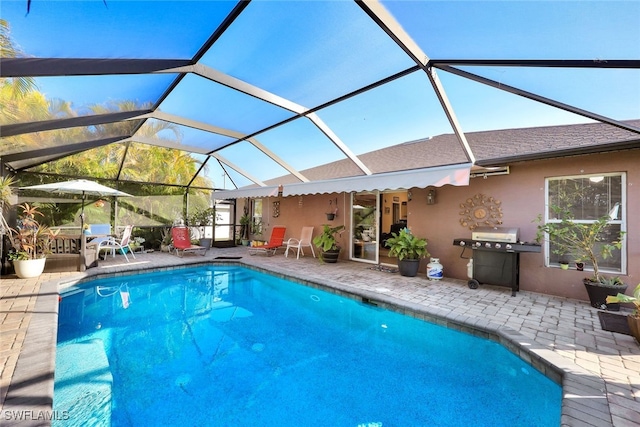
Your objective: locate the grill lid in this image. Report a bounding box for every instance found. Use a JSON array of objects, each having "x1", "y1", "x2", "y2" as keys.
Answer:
[{"x1": 471, "y1": 227, "x2": 519, "y2": 243}]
